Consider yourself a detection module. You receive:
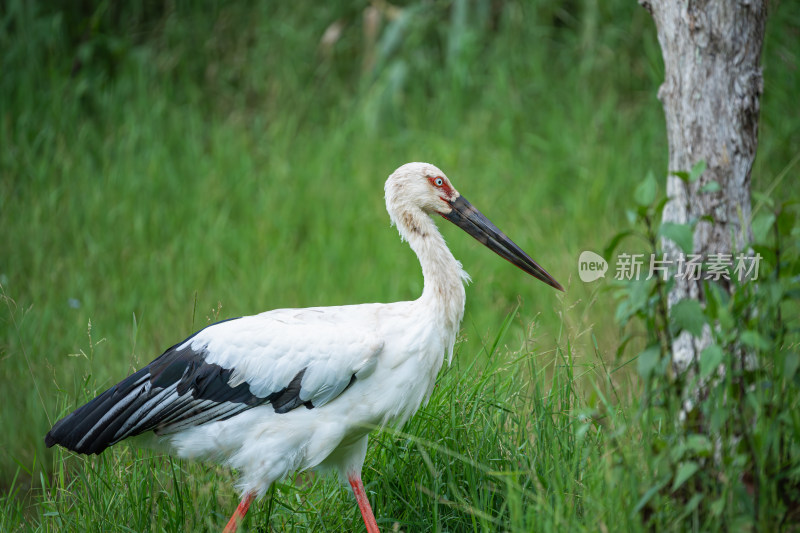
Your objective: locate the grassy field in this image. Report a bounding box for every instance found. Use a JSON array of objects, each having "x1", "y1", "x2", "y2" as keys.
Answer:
[{"x1": 2, "y1": 1, "x2": 799, "y2": 531}]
